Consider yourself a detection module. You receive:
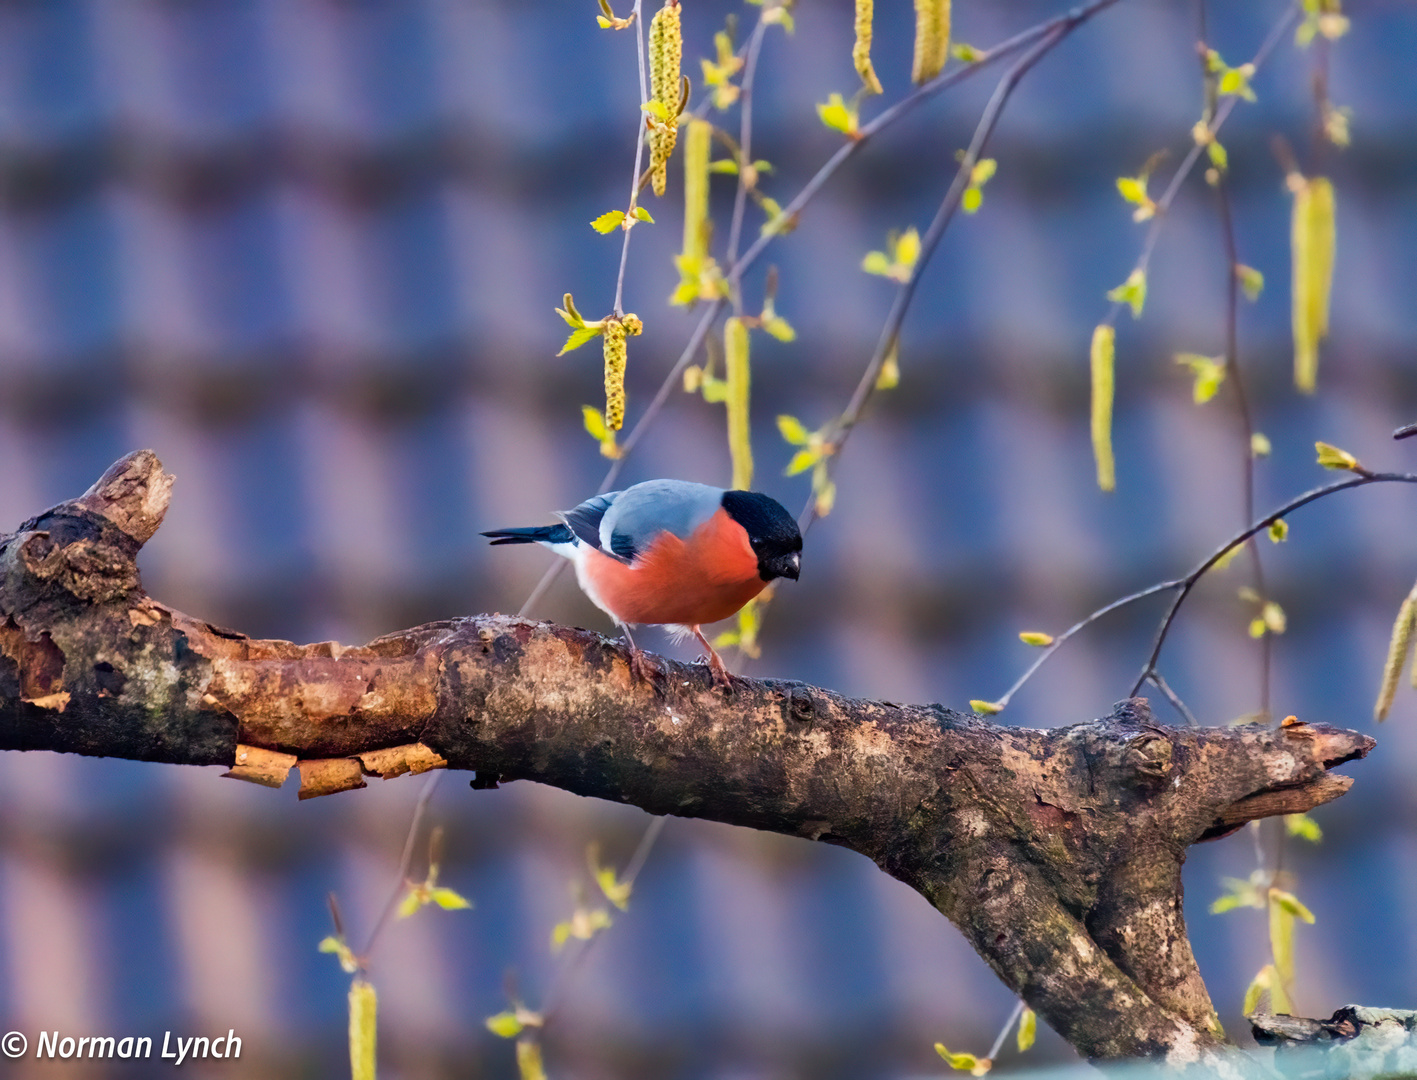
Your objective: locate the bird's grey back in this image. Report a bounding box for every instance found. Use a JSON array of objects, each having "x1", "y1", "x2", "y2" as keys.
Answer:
[{"x1": 599, "y1": 479, "x2": 724, "y2": 560}]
